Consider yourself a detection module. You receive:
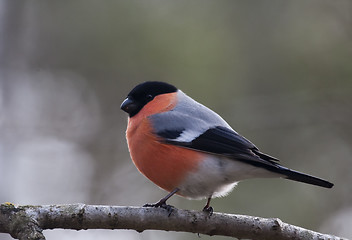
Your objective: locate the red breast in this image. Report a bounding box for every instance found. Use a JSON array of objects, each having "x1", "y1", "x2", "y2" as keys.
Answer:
[{"x1": 126, "y1": 92, "x2": 203, "y2": 193}]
